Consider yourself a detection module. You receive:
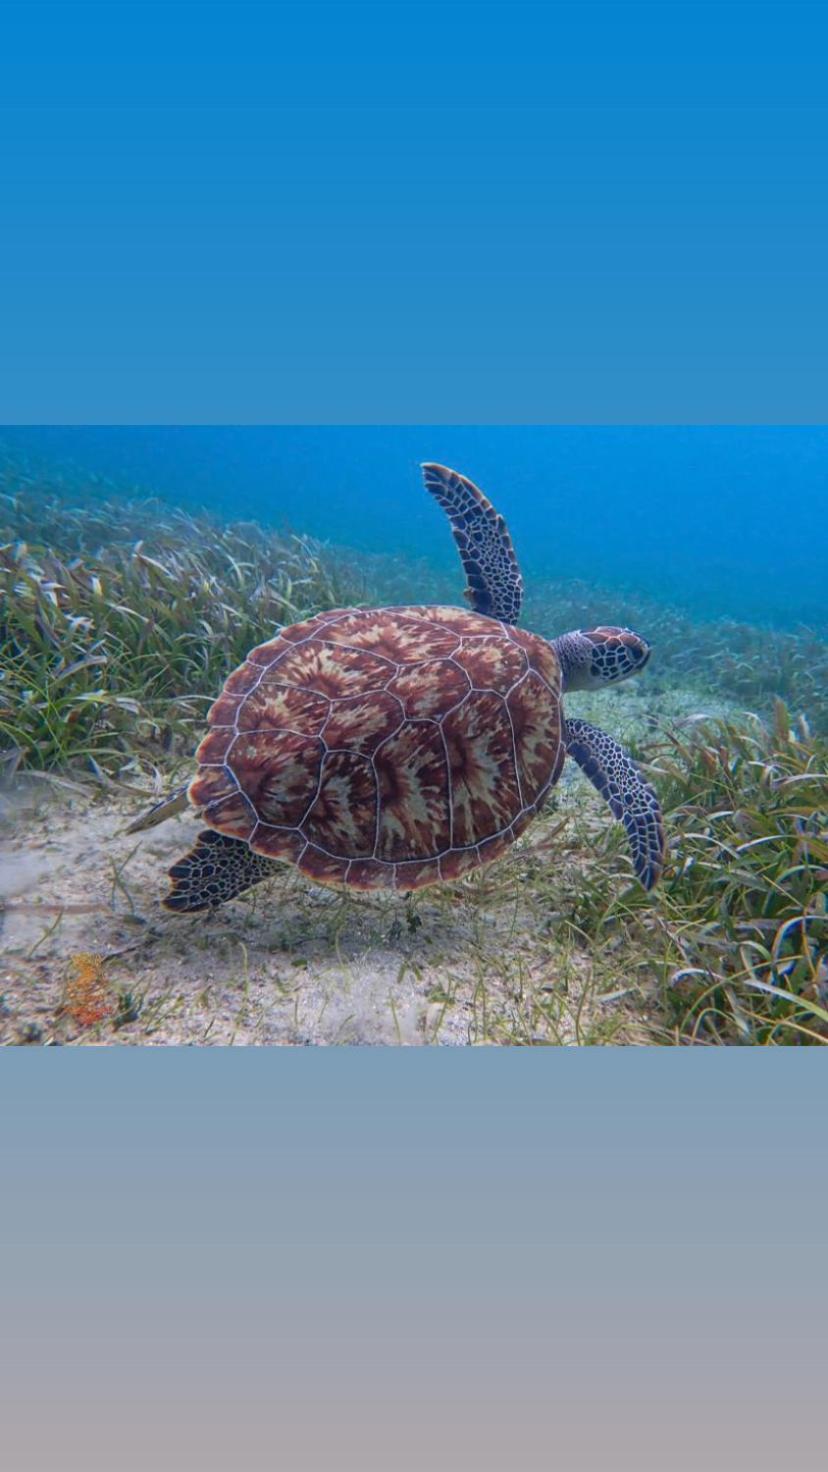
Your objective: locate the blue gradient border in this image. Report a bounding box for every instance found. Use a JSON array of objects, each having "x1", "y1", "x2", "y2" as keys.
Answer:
[{"x1": 2, "y1": 0, "x2": 827, "y2": 422}]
